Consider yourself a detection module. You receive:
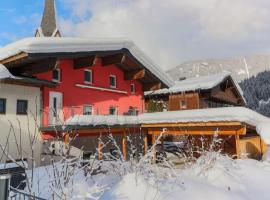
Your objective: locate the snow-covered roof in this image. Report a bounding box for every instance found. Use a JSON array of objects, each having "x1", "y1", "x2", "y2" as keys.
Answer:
[
  {"x1": 66, "y1": 107, "x2": 270, "y2": 144},
  {"x1": 145, "y1": 71, "x2": 244, "y2": 97},
  {"x1": 66, "y1": 115, "x2": 139, "y2": 127},
  {"x1": 139, "y1": 107, "x2": 268, "y2": 126},
  {"x1": 0, "y1": 37, "x2": 174, "y2": 87}
]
